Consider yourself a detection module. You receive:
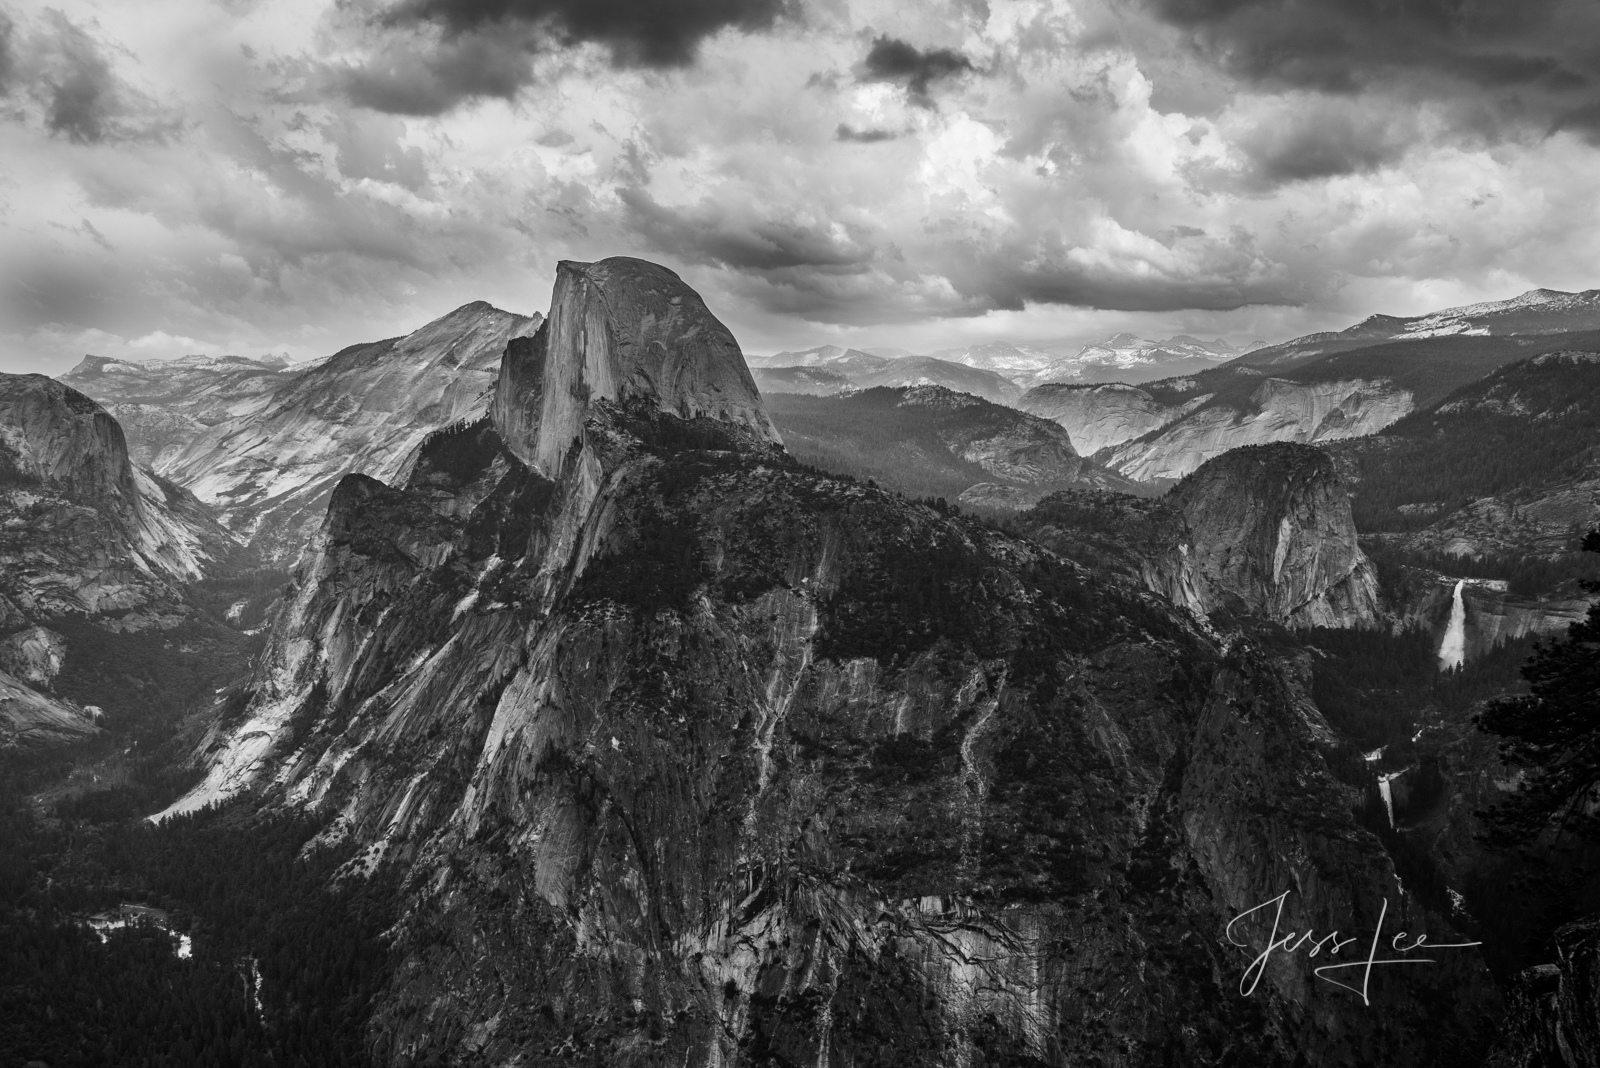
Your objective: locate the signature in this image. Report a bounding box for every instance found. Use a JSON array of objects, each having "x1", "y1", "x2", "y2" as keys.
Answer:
[{"x1": 1226, "y1": 891, "x2": 1482, "y2": 1005}]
